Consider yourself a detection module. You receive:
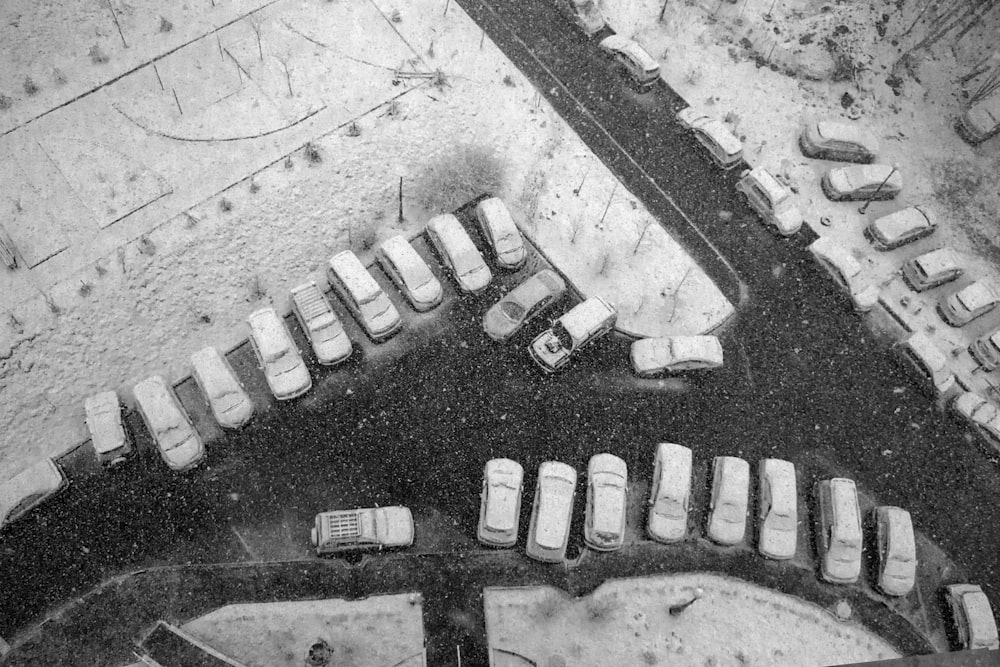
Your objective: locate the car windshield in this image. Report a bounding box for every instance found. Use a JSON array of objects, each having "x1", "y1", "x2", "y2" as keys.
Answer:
[
  {"x1": 716, "y1": 500, "x2": 742, "y2": 523},
  {"x1": 768, "y1": 510, "x2": 796, "y2": 532},
  {"x1": 653, "y1": 495, "x2": 684, "y2": 519},
  {"x1": 455, "y1": 251, "x2": 482, "y2": 276},
  {"x1": 500, "y1": 301, "x2": 526, "y2": 321}
]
